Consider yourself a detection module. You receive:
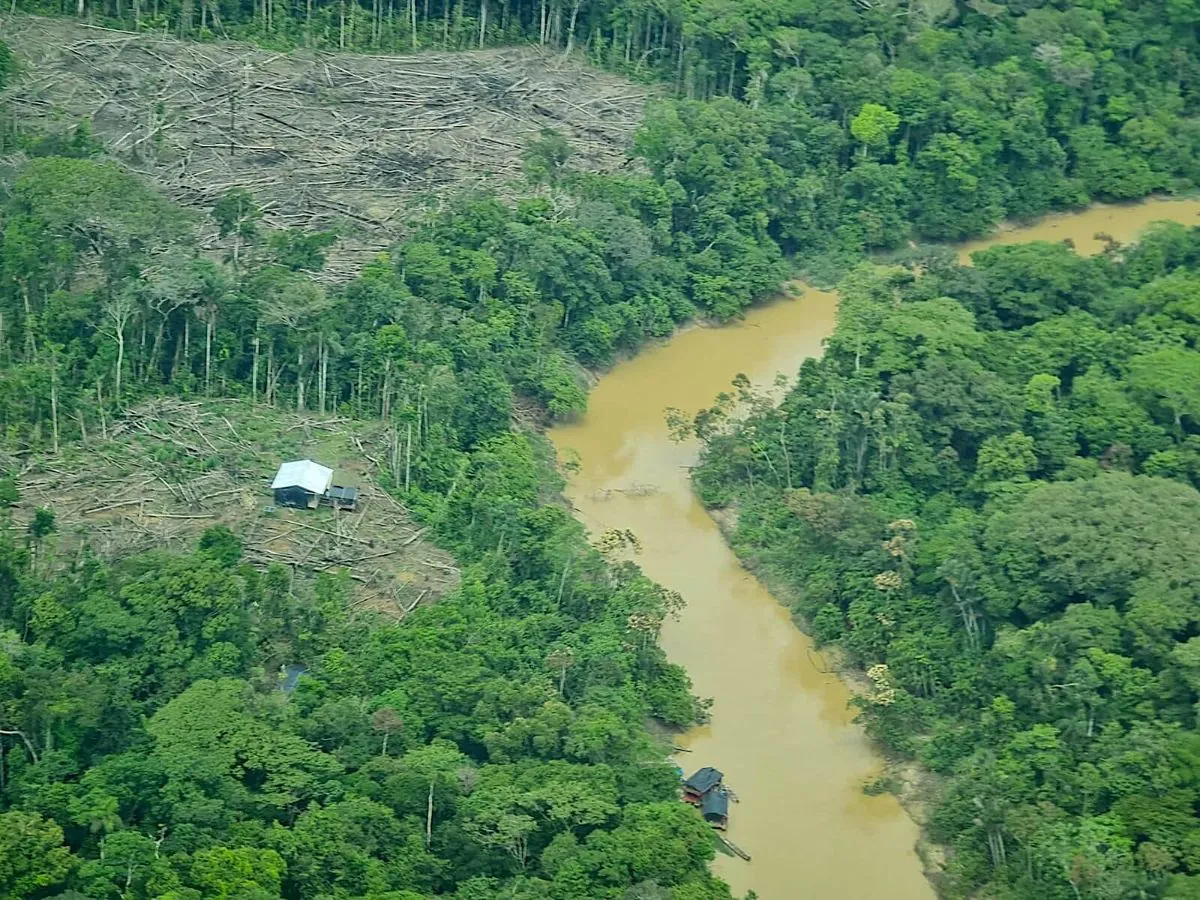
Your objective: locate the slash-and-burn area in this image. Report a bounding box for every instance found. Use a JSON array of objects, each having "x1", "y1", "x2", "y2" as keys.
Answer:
[
  {"x1": 3, "y1": 16, "x2": 650, "y2": 278},
  {"x1": 10, "y1": 398, "x2": 459, "y2": 617}
]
